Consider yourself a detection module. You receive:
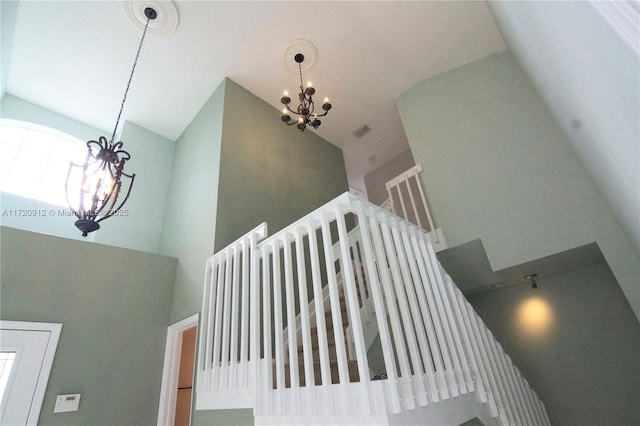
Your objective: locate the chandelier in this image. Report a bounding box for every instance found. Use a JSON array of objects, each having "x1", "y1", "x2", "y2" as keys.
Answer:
[
  {"x1": 280, "y1": 53, "x2": 332, "y2": 131},
  {"x1": 65, "y1": 7, "x2": 157, "y2": 237}
]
